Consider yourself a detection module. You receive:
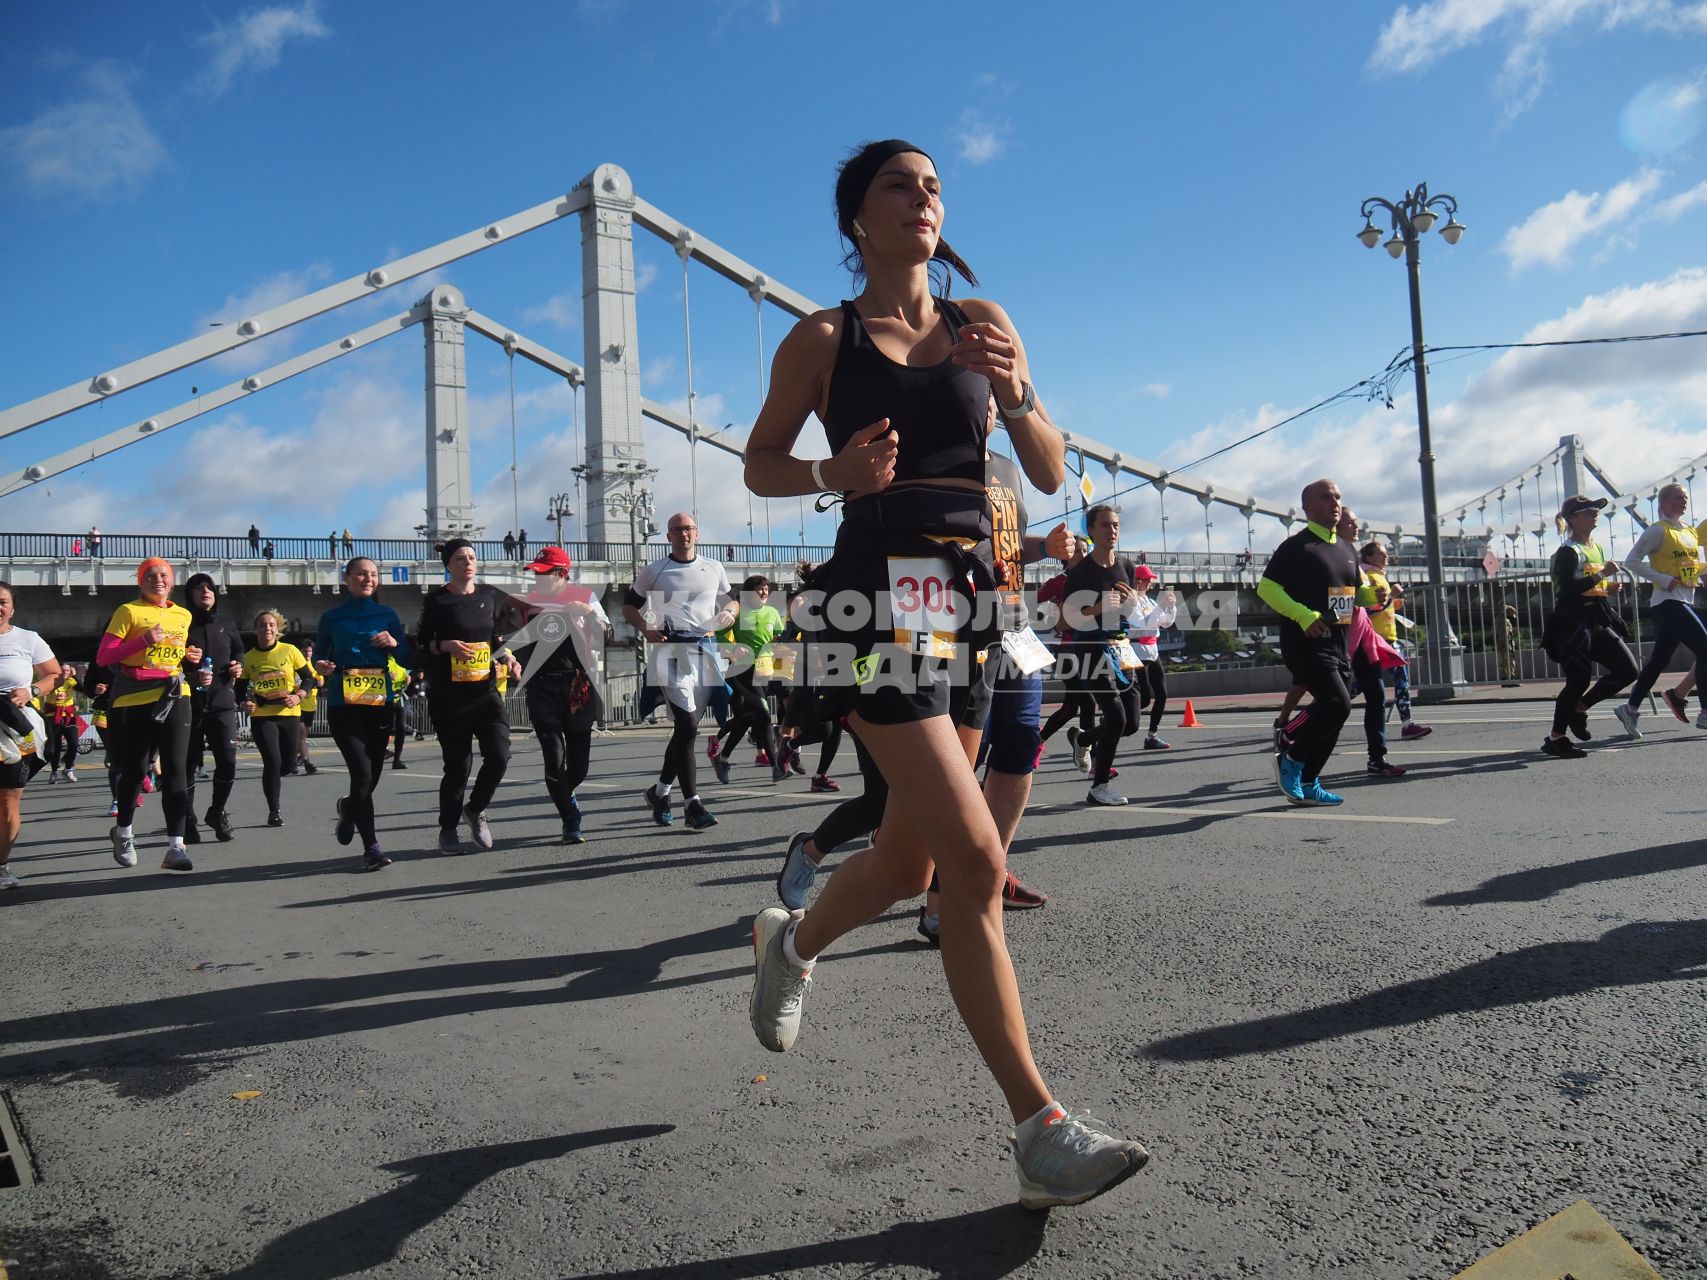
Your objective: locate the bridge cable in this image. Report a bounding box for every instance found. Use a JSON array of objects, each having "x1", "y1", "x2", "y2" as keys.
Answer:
[
  {"x1": 679, "y1": 249, "x2": 700, "y2": 523},
  {"x1": 508, "y1": 348, "x2": 521, "y2": 536},
  {"x1": 752, "y1": 290, "x2": 772, "y2": 552}
]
